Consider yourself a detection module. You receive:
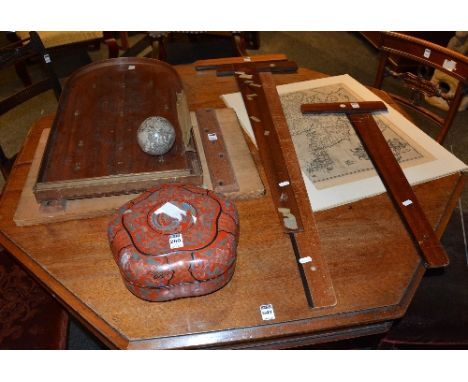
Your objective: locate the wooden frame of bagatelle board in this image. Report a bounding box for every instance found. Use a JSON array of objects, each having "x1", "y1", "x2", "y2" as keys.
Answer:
[
  {"x1": 33, "y1": 57, "x2": 202, "y2": 203},
  {"x1": 222, "y1": 74, "x2": 467, "y2": 211}
]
